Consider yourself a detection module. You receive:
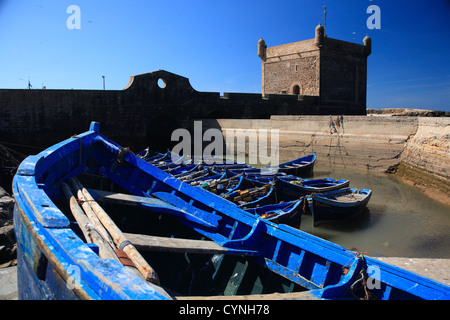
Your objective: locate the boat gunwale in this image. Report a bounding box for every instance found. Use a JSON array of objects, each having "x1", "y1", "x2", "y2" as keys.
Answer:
[
  {"x1": 310, "y1": 188, "x2": 372, "y2": 206},
  {"x1": 275, "y1": 177, "x2": 350, "y2": 194}
]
